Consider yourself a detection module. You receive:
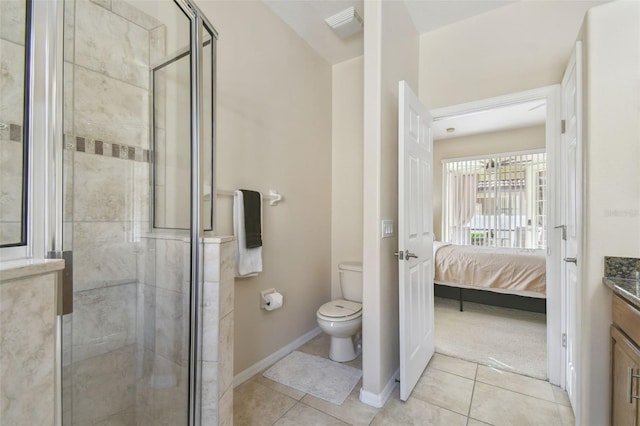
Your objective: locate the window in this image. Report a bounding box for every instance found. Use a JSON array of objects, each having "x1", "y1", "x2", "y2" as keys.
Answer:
[{"x1": 443, "y1": 150, "x2": 547, "y2": 249}]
